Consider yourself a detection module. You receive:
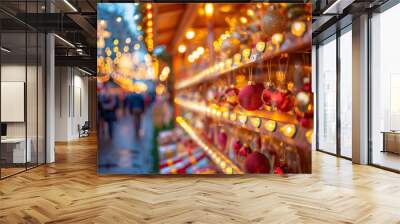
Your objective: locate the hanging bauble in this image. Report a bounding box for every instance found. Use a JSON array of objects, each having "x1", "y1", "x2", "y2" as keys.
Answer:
[
  {"x1": 244, "y1": 152, "x2": 271, "y2": 173},
  {"x1": 299, "y1": 117, "x2": 313, "y2": 129},
  {"x1": 274, "y1": 167, "x2": 284, "y2": 174},
  {"x1": 261, "y1": 82, "x2": 276, "y2": 107},
  {"x1": 239, "y1": 144, "x2": 252, "y2": 157},
  {"x1": 238, "y1": 81, "x2": 264, "y2": 111},
  {"x1": 218, "y1": 131, "x2": 228, "y2": 149},
  {"x1": 302, "y1": 77, "x2": 312, "y2": 92},
  {"x1": 291, "y1": 21, "x2": 306, "y2": 37},
  {"x1": 294, "y1": 91, "x2": 313, "y2": 119},
  {"x1": 225, "y1": 85, "x2": 239, "y2": 107},
  {"x1": 271, "y1": 90, "x2": 294, "y2": 112},
  {"x1": 261, "y1": 7, "x2": 288, "y2": 37},
  {"x1": 233, "y1": 139, "x2": 242, "y2": 154}
]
